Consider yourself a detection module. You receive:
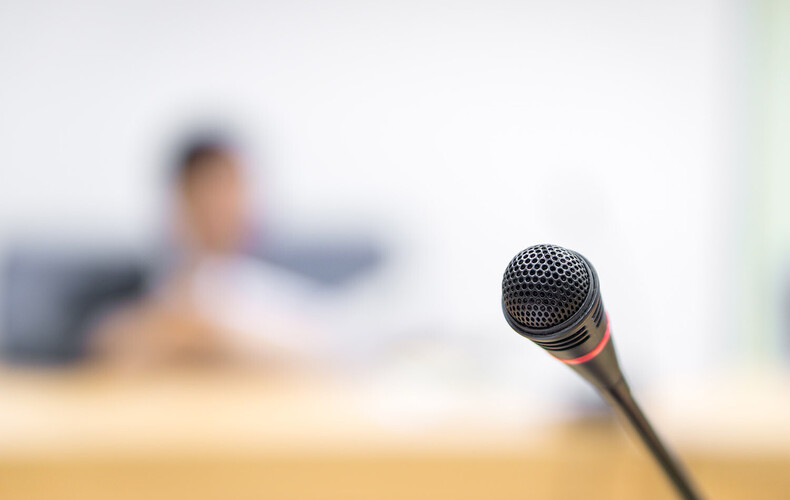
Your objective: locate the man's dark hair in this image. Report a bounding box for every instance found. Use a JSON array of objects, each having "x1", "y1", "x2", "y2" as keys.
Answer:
[{"x1": 171, "y1": 134, "x2": 238, "y2": 186}]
